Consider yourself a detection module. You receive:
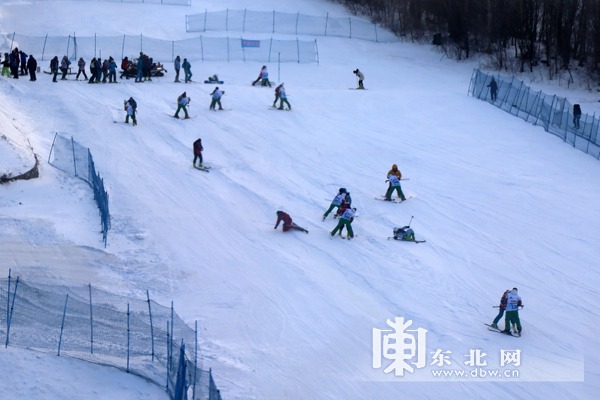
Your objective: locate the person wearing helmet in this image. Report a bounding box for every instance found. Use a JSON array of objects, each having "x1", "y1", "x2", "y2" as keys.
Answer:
[
  {"x1": 277, "y1": 84, "x2": 291, "y2": 110},
  {"x1": 490, "y1": 289, "x2": 510, "y2": 329},
  {"x1": 252, "y1": 65, "x2": 267, "y2": 86},
  {"x1": 274, "y1": 211, "x2": 308, "y2": 233},
  {"x1": 353, "y1": 68, "x2": 364, "y2": 89},
  {"x1": 209, "y1": 87, "x2": 225, "y2": 110},
  {"x1": 261, "y1": 66, "x2": 271, "y2": 87},
  {"x1": 193, "y1": 138, "x2": 203, "y2": 168},
  {"x1": 175, "y1": 92, "x2": 190, "y2": 119},
  {"x1": 273, "y1": 83, "x2": 282, "y2": 107},
  {"x1": 330, "y1": 207, "x2": 356, "y2": 239},
  {"x1": 502, "y1": 288, "x2": 523, "y2": 335},
  {"x1": 385, "y1": 173, "x2": 406, "y2": 201},
  {"x1": 323, "y1": 188, "x2": 347, "y2": 221}
]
